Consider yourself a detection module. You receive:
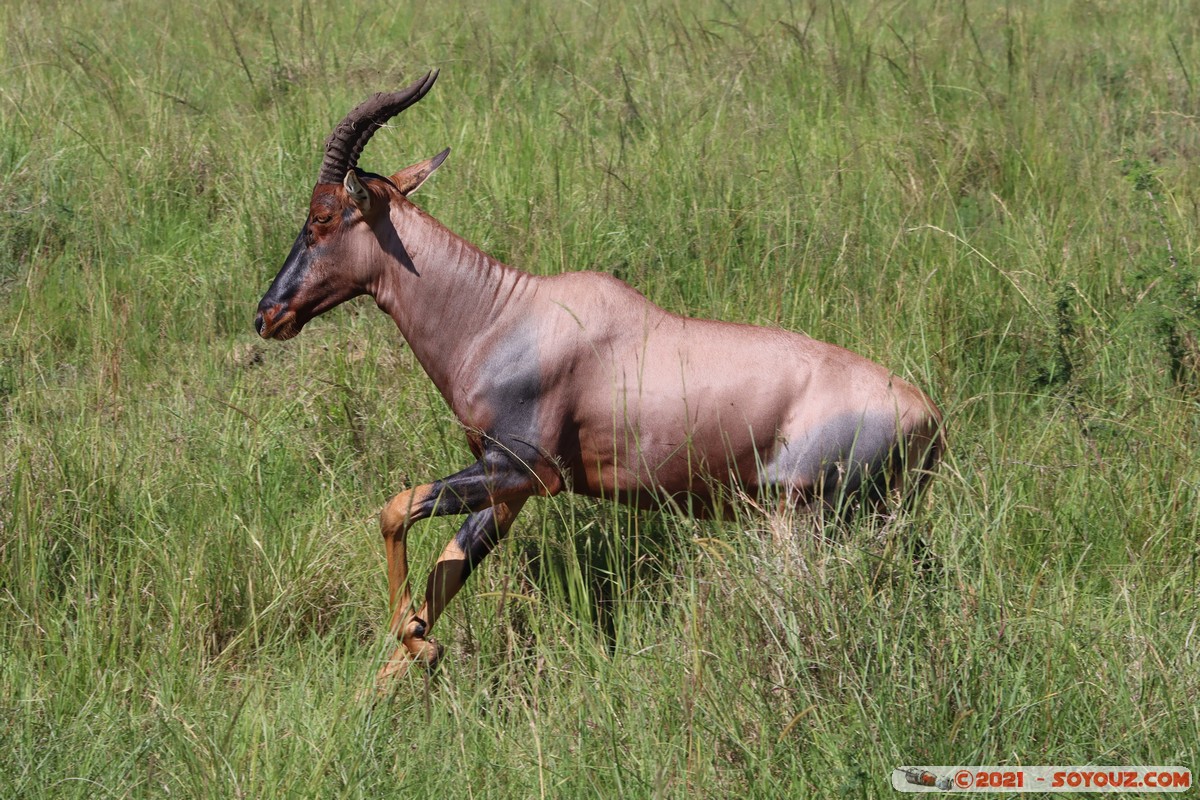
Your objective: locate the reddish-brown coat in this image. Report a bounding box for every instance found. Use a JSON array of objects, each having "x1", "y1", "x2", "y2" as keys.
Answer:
[{"x1": 256, "y1": 76, "x2": 944, "y2": 688}]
